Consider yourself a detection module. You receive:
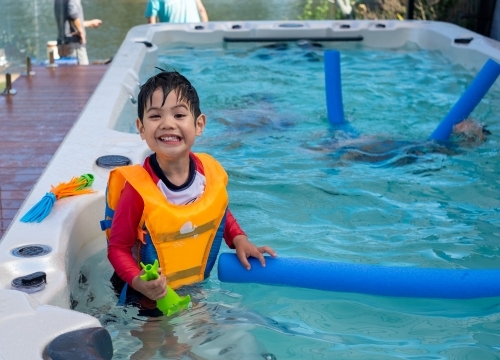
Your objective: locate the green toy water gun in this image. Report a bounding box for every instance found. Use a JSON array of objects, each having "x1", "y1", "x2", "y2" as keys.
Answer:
[{"x1": 140, "y1": 259, "x2": 191, "y2": 316}]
